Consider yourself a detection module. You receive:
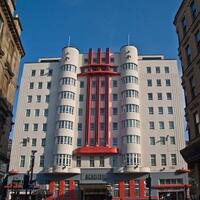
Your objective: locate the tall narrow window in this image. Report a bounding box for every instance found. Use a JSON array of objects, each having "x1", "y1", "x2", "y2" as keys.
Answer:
[
  {"x1": 181, "y1": 17, "x2": 187, "y2": 35},
  {"x1": 150, "y1": 154, "x2": 156, "y2": 166},
  {"x1": 31, "y1": 70, "x2": 36, "y2": 76},
  {"x1": 40, "y1": 155, "x2": 44, "y2": 167},
  {"x1": 90, "y1": 156, "x2": 94, "y2": 167},
  {"x1": 76, "y1": 156, "x2": 81, "y2": 167},
  {"x1": 20, "y1": 155, "x2": 25, "y2": 167},
  {"x1": 161, "y1": 154, "x2": 167, "y2": 166},
  {"x1": 194, "y1": 112, "x2": 200, "y2": 135},
  {"x1": 99, "y1": 156, "x2": 104, "y2": 167},
  {"x1": 185, "y1": 45, "x2": 192, "y2": 64},
  {"x1": 189, "y1": 77, "x2": 196, "y2": 97},
  {"x1": 171, "y1": 154, "x2": 177, "y2": 165}
]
